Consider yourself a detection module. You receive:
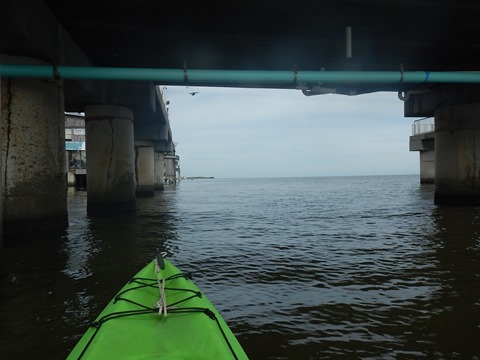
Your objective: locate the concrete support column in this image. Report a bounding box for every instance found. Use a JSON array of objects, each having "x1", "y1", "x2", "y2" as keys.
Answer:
[
  {"x1": 409, "y1": 131, "x2": 435, "y2": 184},
  {"x1": 0, "y1": 73, "x2": 2, "y2": 251},
  {"x1": 154, "y1": 152, "x2": 165, "y2": 191},
  {"x1": 67, "y1": 172, "x2": 77, "y2": 187},
  {"x1": 419, "y1": 150, "x2": 435, "y2": 184},
  {"x1": 85, "y1": 105, "x2": 136, "y2": 213},
  {"x1": 434, "y1": 103, "x2": 480, "y2": 205},
  {"x1": 135, "y1": 142, "x2": 154, "y2": 197},
  {"x1": 0, "y1": 56, "x2": 68, "y2": 234},
  {"x1": 164, "y1": 155, "x2": 176, "y2": 184}
]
